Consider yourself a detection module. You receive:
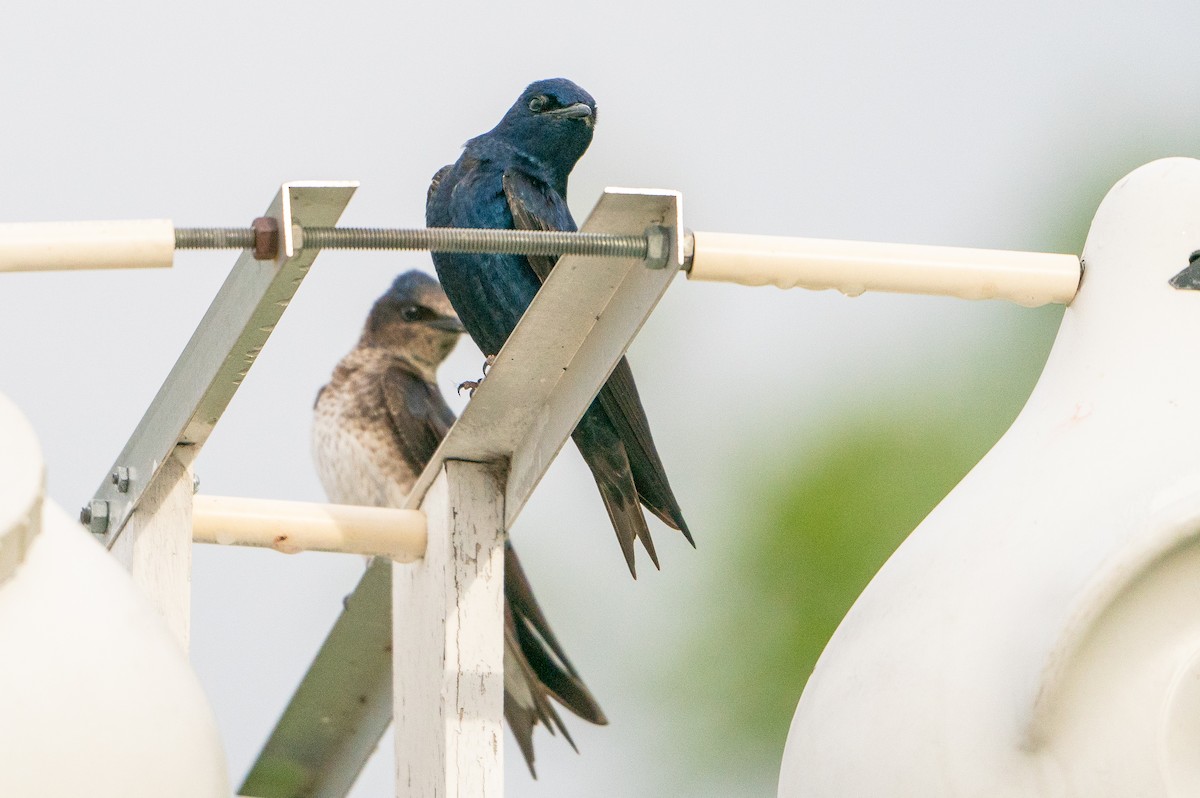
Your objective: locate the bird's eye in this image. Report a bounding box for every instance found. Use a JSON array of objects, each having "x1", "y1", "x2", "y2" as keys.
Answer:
[
  {"x1": 528, "y1": 95, "x2": 548, "y2": 113},
  {"x1": 400, "y1": 304, "x2": 424, "y2": 321}
]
